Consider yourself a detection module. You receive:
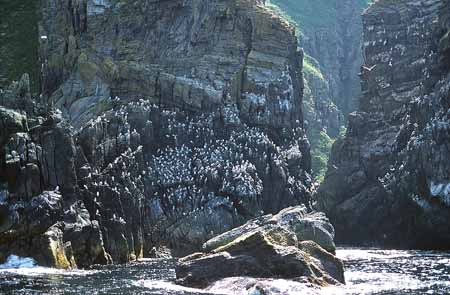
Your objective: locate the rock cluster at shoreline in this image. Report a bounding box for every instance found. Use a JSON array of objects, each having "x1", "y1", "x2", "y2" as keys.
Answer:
[{"x1": 176, "y1": 206, "x2": 344, "y2": 292}]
